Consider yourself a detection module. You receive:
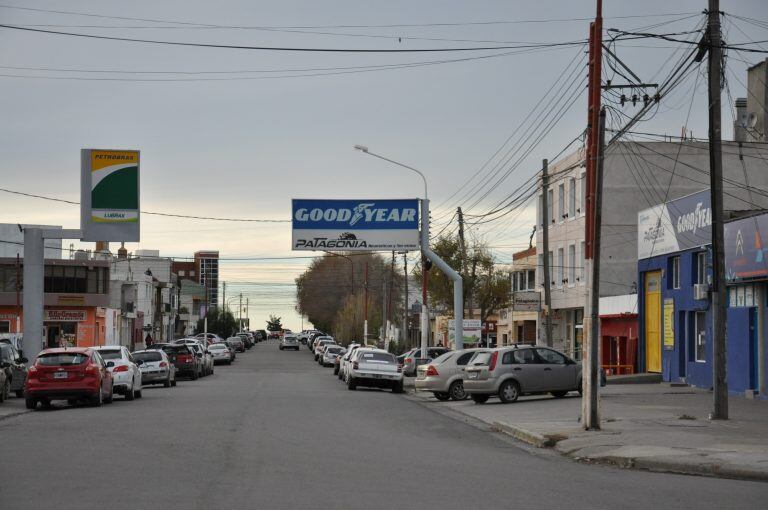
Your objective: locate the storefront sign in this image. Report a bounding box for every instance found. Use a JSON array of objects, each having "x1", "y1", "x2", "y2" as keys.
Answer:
[
  {"x1": 81, "y1": 149, "x2": 140, "y2": 242},
  {"x1": 724, "y1": 212, "x2": 768, "y2": 281},
  {"x1": 44, "y1": 310, "x2": 87, "y2": 322},
  {"x1": 638, "y1": 190, "x2": 711, "y2": 260},
  {"x1": 292, "y1": 199, "x2": 419, "y2": 251},
  {"x1": 663, "y1": 298, "x2": 674, "y2": 350},
  {"x1": 513, "y1": 291, "x2": 541, "y2": 311},
  {"x1": 448, "y1": 319, "x2": 482, "y2": 344}
]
